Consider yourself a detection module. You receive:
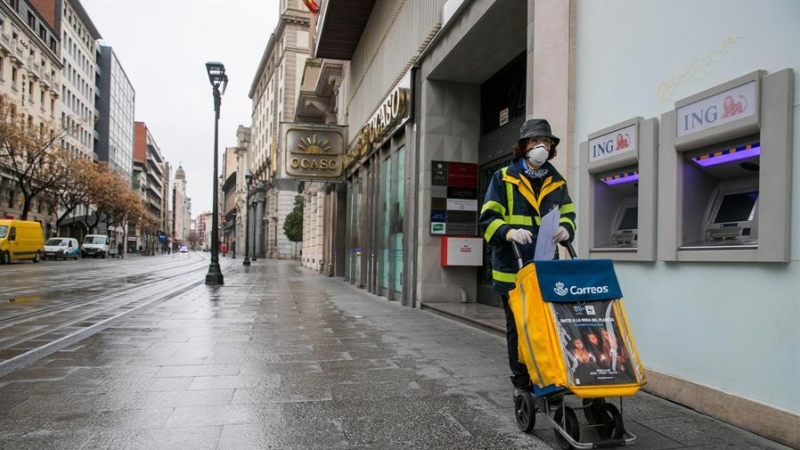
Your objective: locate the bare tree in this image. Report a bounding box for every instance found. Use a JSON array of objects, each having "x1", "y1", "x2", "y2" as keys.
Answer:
[
  {"x1": 0, "y1": 95, "x2": 76, "y2": 220},
  {"x1": 46, "y1": 156, "x2": 94, "y2": 230}
]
